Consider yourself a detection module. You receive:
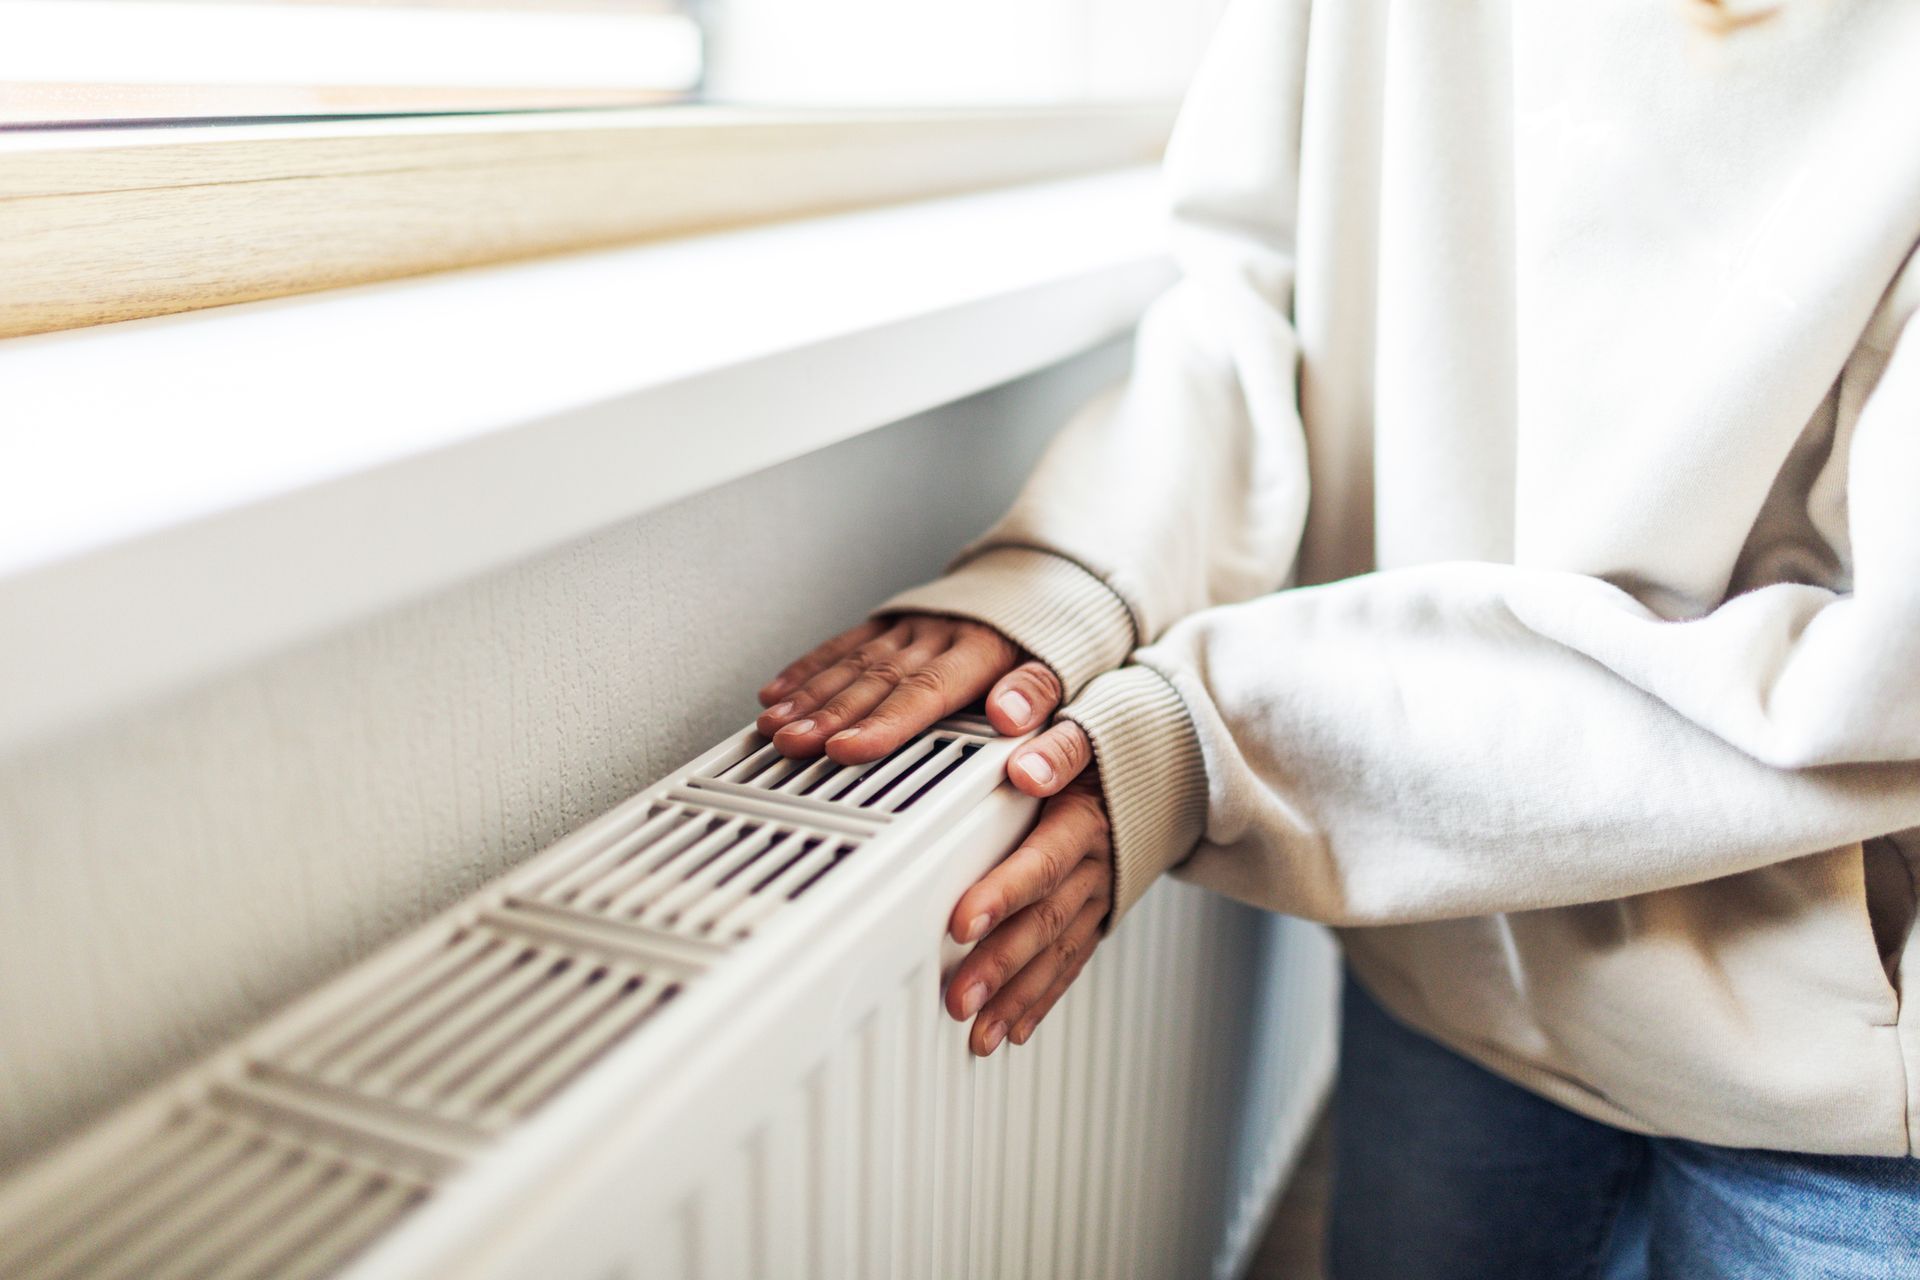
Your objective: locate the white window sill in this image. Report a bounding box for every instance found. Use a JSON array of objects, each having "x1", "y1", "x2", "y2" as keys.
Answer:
[{"x1": 0, "y1": 167, "x2": 1171, "y2": 754}]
